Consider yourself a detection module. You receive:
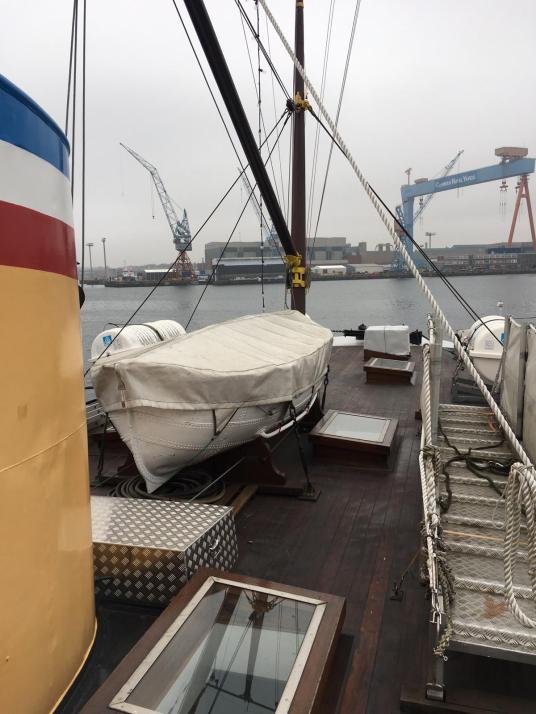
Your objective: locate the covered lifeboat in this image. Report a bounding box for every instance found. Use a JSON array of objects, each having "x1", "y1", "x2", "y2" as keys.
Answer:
[{"x1": 91, "y1": 310, "x2": 332, "y2": 492}]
